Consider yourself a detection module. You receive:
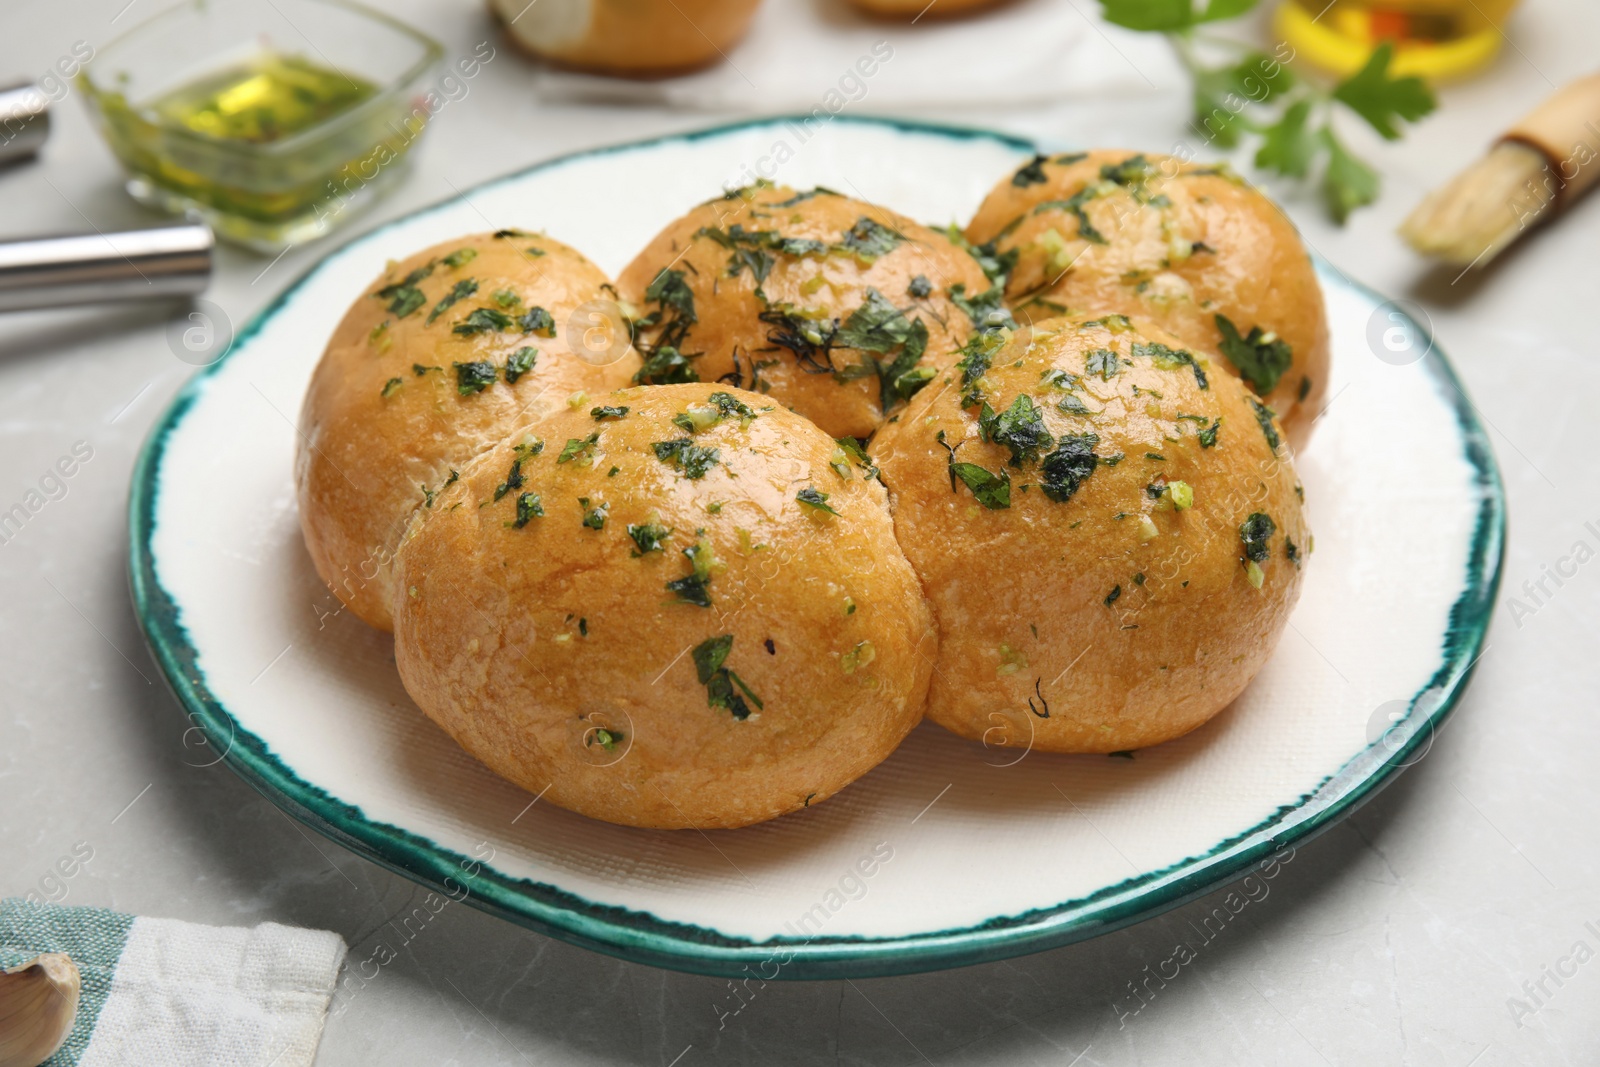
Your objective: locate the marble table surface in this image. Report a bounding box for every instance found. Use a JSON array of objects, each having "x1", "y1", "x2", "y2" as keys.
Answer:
[{"x1": 2, "y1": 1, "x2": 1598, "y2": 1063}]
